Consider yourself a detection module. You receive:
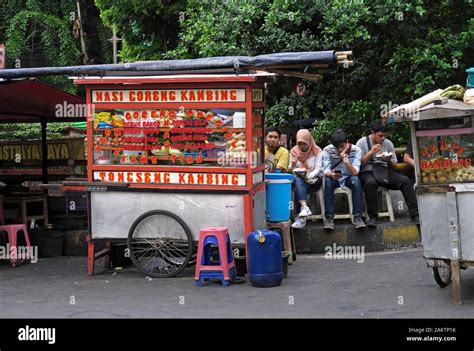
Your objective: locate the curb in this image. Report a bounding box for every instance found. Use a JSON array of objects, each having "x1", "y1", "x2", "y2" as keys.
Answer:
[{"x1": 293, "y1": 217, "x2": 420, "y2": 254}]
